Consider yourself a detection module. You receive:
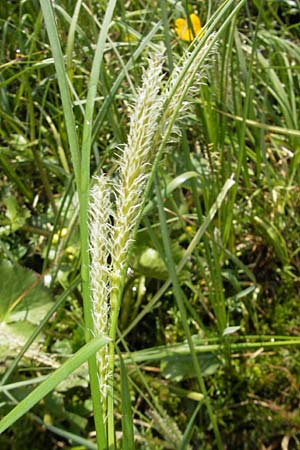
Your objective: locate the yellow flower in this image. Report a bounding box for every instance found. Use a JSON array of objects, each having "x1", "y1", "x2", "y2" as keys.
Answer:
[{"x1": 175, "y1": 13, "x2": 203, "y2": 42}]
